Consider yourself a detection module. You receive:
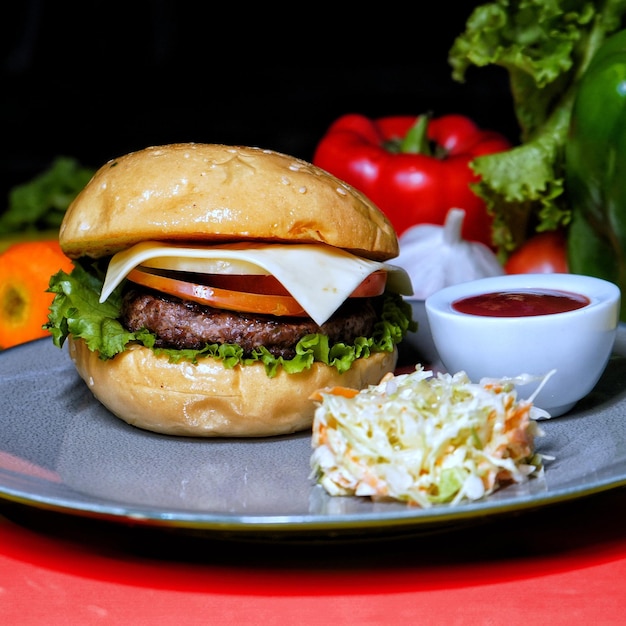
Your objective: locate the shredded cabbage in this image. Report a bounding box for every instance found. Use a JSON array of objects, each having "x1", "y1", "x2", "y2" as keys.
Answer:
[{"x1": 310, "y1": 367, "x2": 545, "y2": 507}]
